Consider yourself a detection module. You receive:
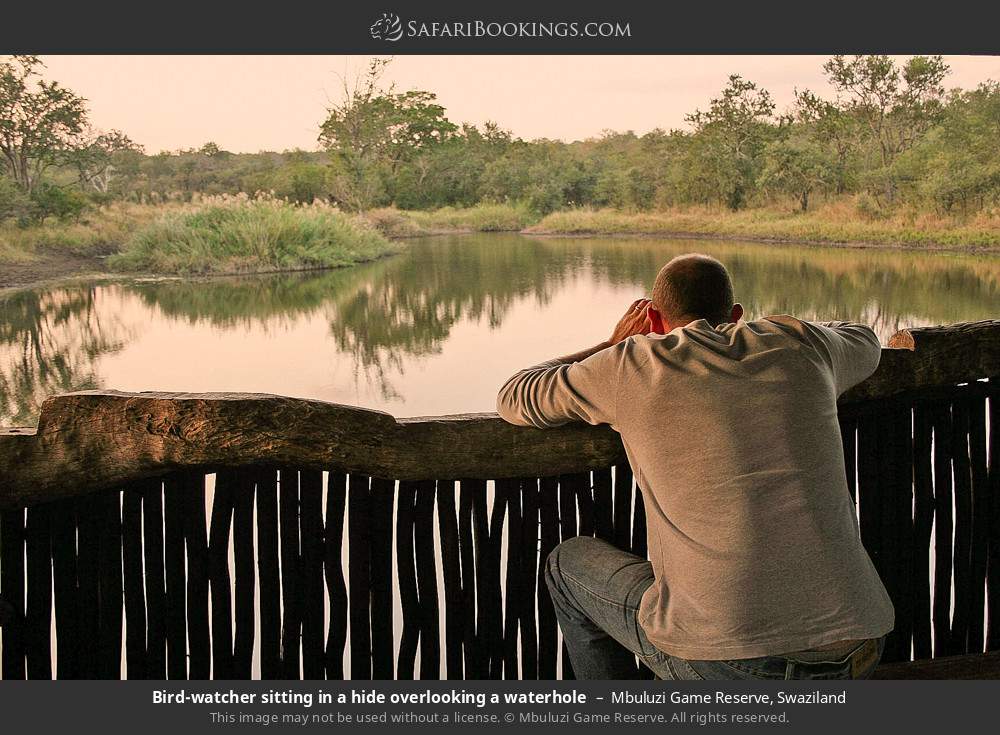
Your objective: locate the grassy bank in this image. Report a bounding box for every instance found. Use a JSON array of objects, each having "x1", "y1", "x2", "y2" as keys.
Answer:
[
  {"x1": 359, "y1": 202, "x2": 537, "y2": 238},
  {"x1": 1, "y1": 200, "x2": 533, "y2": 268},
  {"x1": 108, "y1": 198, "x2": 398, "y2": 274},
  {"x1": 526, "y1": 202, "x2": 1000, "y2": 250},
  {"x1": 0, "y1": 197, "x2": 401, "y2": 278},
  {"x1": 4, "y1": 196, "x2": 999, "y2": 288},
  {"x1": 405, "y1": 202, "x2": 537, "y2": 232}
]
